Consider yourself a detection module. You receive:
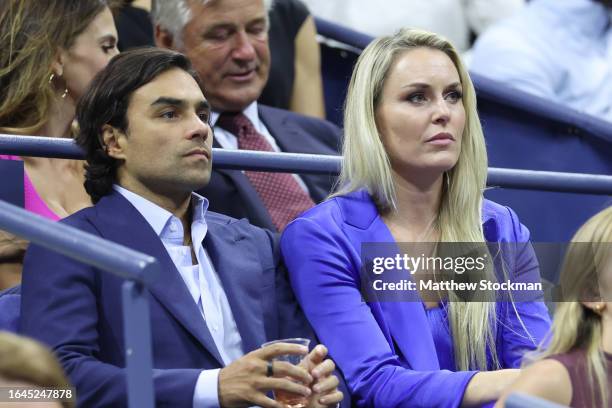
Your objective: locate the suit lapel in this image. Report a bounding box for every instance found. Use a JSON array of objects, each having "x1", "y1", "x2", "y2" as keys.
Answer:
[
  {"x1": 341, "y1": 191, "x2": 440, "y2": 370},
  {"x1": 93, "y1": 192, "x2": 225, "y2": 366},
  {"x1": 203, "y1": 219, "x2": 266, "y2": 353}
]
